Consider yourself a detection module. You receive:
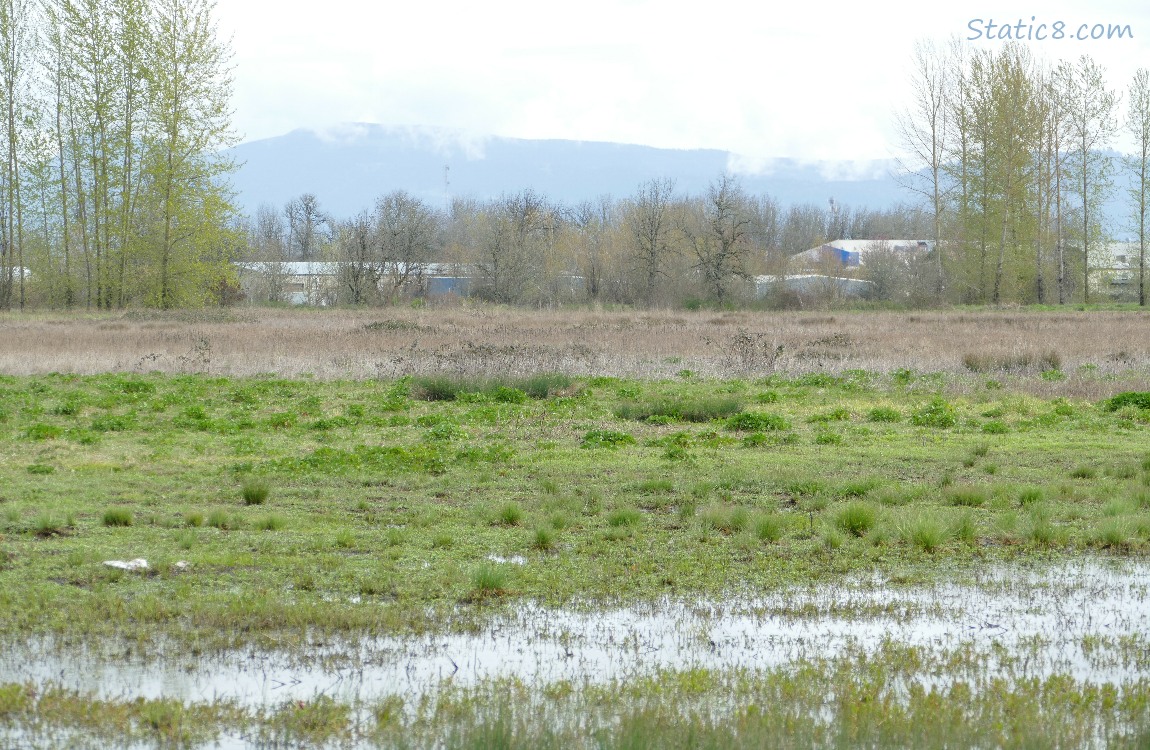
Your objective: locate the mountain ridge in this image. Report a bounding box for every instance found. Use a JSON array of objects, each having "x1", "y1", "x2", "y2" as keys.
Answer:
[{"x1": 224, "y1": 124, "x2": 909, "y2": 219}]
